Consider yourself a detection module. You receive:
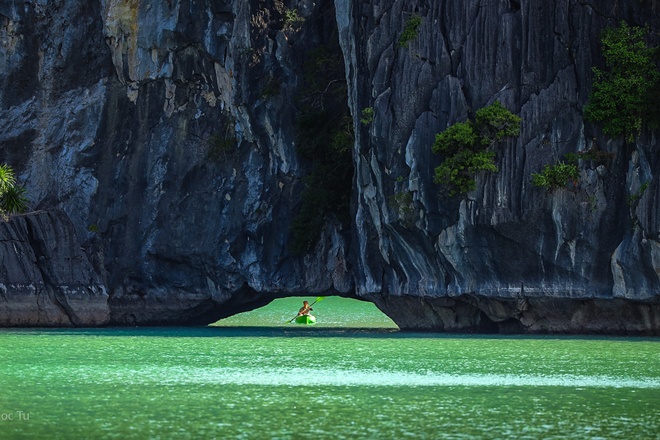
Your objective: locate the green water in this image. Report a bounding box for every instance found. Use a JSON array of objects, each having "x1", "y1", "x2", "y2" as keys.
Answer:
[{"x1": 1, "y1": 297, "x2": 659, "y2": 439}]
